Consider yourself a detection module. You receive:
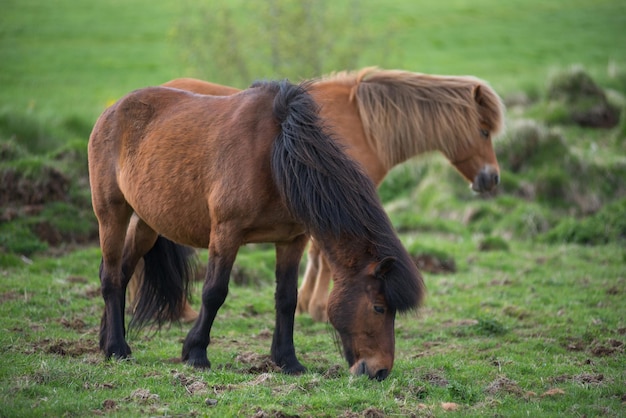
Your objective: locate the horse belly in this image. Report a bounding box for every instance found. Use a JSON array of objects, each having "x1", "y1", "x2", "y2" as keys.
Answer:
[
  {"x1": 242, "y1": 222, "x2": 305, "y2": 244},
  {"x1": 118, "y1": 174, "x2": 213, "y2": 248}
]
